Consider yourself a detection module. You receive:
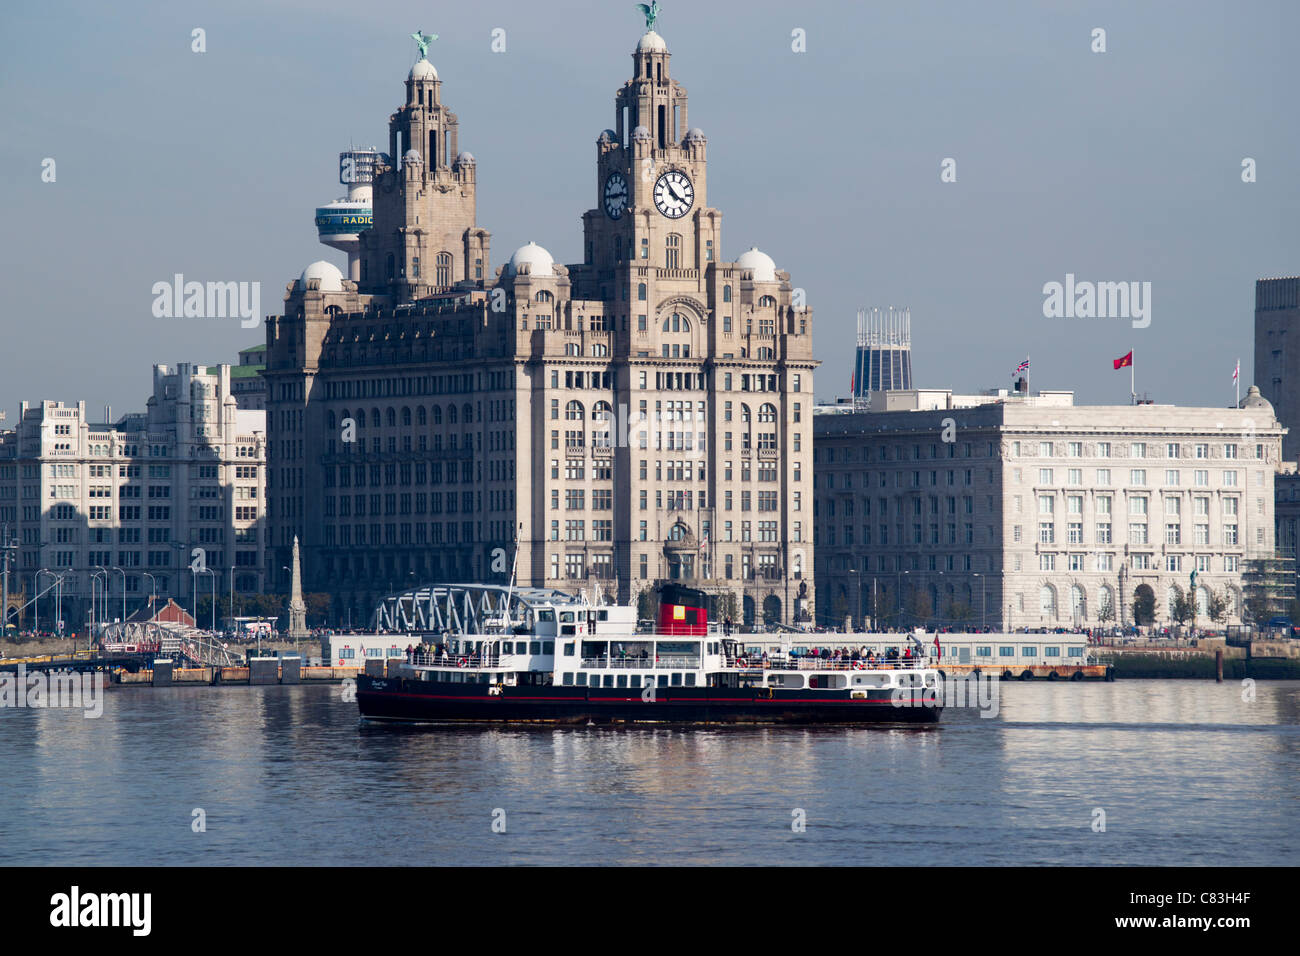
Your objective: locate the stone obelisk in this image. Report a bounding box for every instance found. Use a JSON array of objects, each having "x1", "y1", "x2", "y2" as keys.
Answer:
[{"x1": 287, "y1": 535, "x2": 308, "y2": 642}]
